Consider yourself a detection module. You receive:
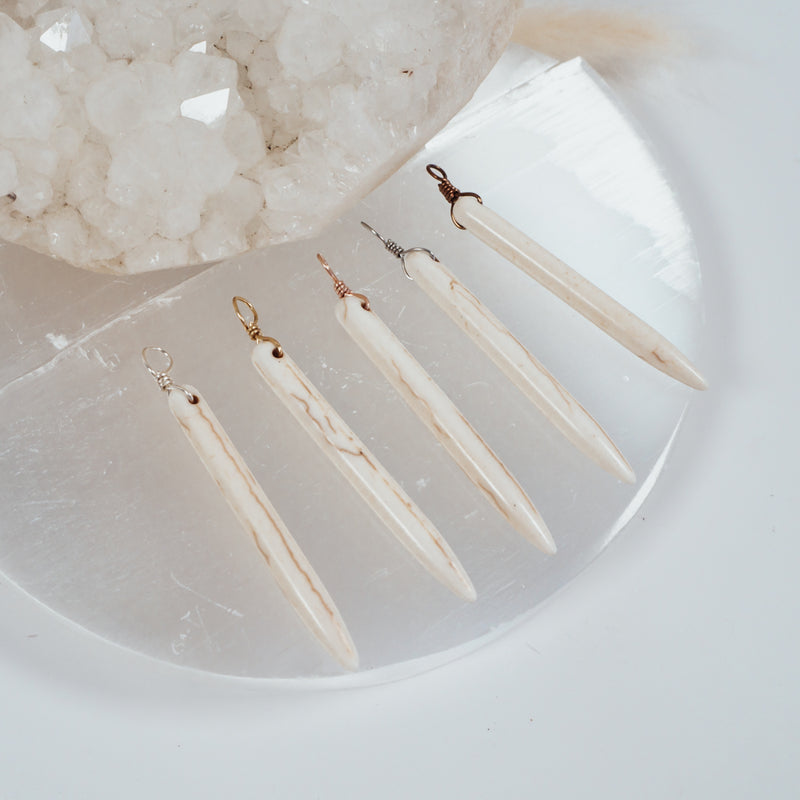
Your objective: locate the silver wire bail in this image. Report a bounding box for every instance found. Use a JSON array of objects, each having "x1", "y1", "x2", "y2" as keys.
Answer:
[
  {"x1": 360, "y1": 221, "x2": 438, "y2": 280},
  {"x1": 141, "y1": 346, "x2": 198, "y2": 403}
]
